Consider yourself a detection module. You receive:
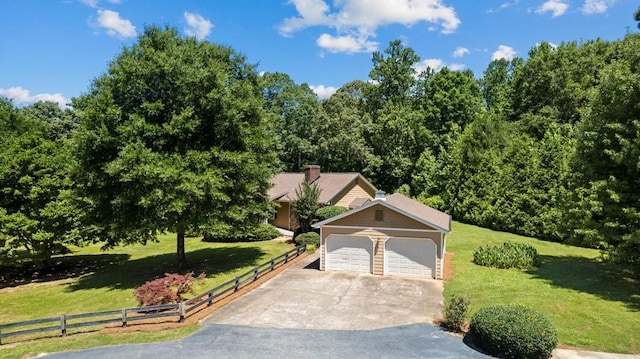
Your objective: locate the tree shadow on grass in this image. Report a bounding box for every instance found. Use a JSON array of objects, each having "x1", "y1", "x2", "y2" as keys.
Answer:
[
  {"x1": 526, "y1": 254, "x2": 640, "y2": 311},
  {"x1": 66, "y1": 246, "x2": 266, "y2": 292},
  {"x1": 0, "y1": 253, "x2": 130, "y2": 289}
]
